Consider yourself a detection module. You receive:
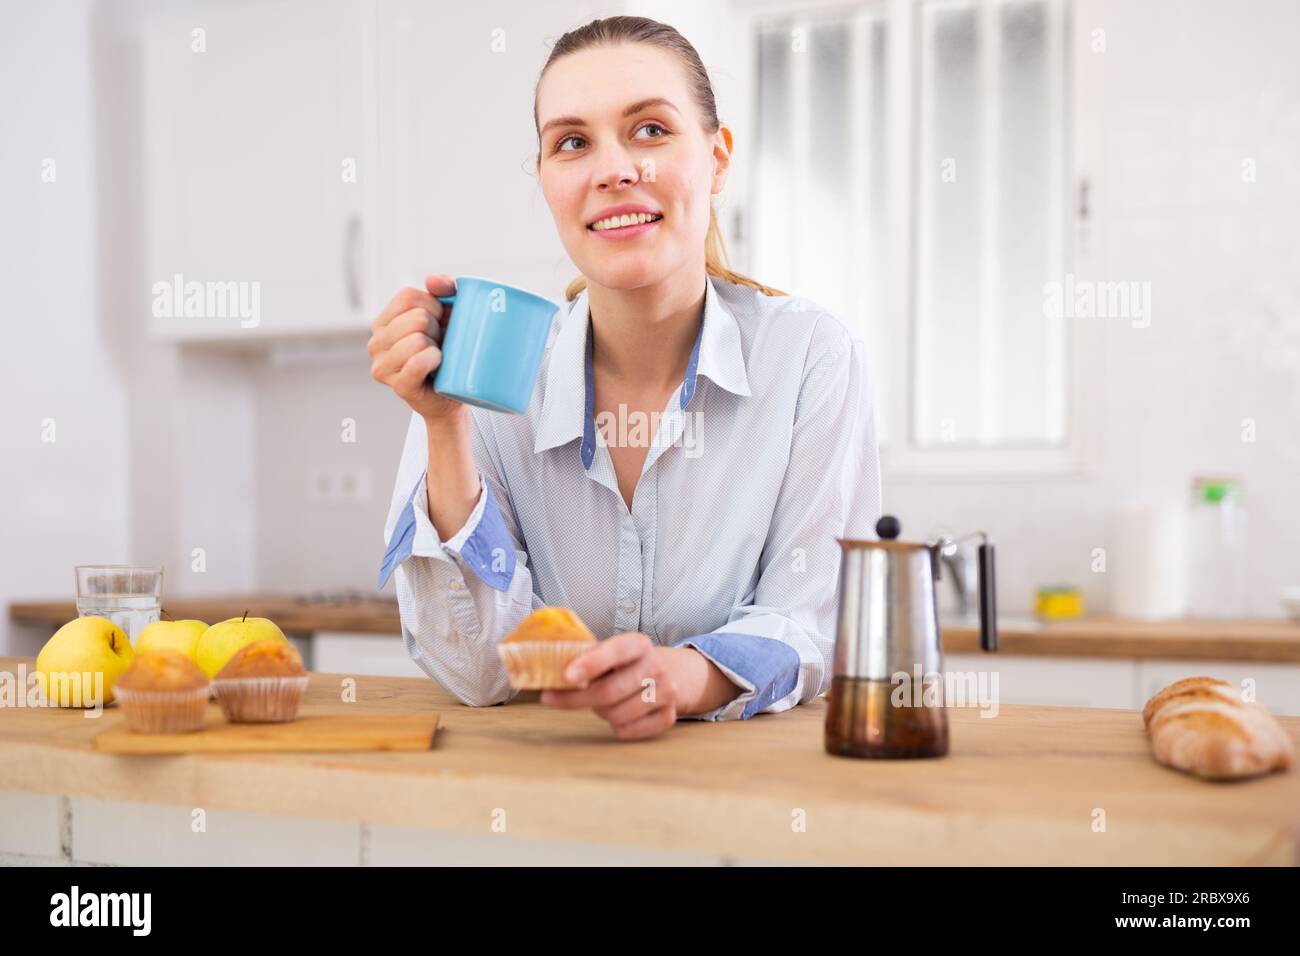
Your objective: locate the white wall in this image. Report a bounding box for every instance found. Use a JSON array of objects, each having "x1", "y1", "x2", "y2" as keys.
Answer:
[
  {"x1": 252, "y1": 356, "x2": 404, "y2": 594},
  {"x1": 1, "y1": 0, "x2": 264, "y2": 653},
  {"x1": 0, "y1": 0, "x2": 130, "y2": 654},
  {"x1": 884, "y1": 0, "x2": 1300, "y2": 617},
  {"x1": 5, "y1": 0, "x2": 1298, "y2": 655}
]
